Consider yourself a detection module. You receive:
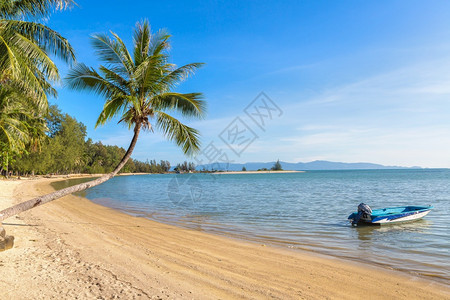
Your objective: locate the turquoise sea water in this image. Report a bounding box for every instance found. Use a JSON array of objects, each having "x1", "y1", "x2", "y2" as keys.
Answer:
[{"x1": 56, "y1": 169, "x2": 450, "y2": 283}]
